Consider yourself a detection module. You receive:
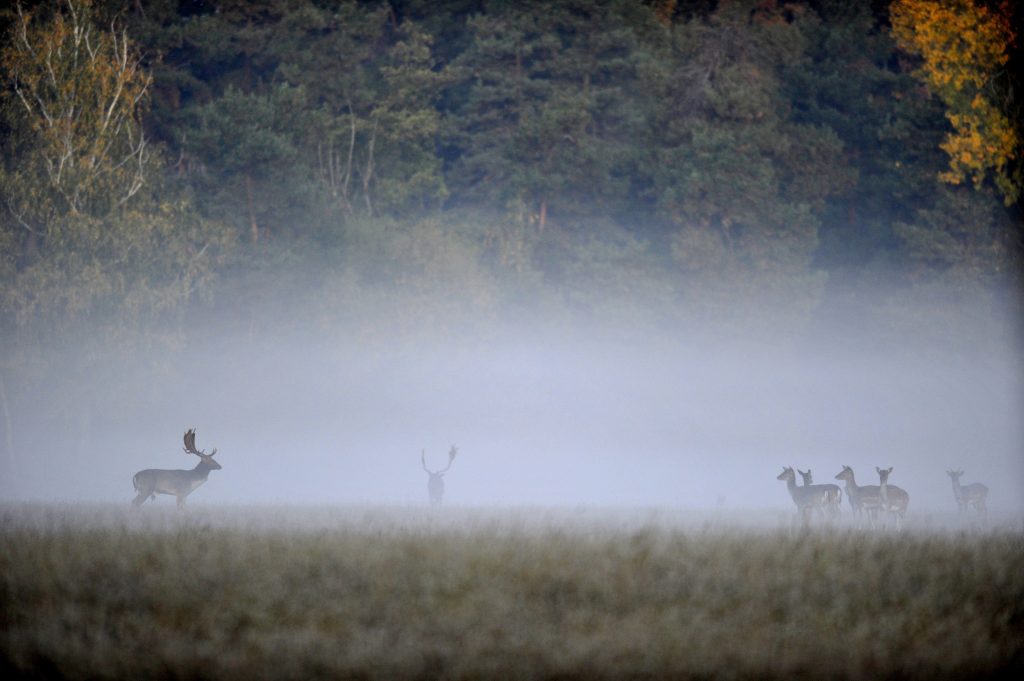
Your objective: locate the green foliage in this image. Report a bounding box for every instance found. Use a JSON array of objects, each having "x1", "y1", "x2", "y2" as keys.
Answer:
[
  {"x1": 147, "y1": 0, "x2": 452, "y2": 241},
  {"x1": 784, "y1": 0, "x2": 940, "y2": 276},
  {"x1": 3, "y1": 198, "x2": 234, "y2": 353},
  {"x1": 185, "y1": 83, "x2": 310, "y2": 242},
  {"x1": 896, "y1": 187, "x2": 1012, "y2": 282},
  {"x1": 446, "y1": 0, "x2": 657, "y2": 228},
  {"x1": 880, "y1": 187, "x2": 1017, "y2": 352},
  {"x1": 635, "y1": 2, "x2": 851, "y2": 330}
]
